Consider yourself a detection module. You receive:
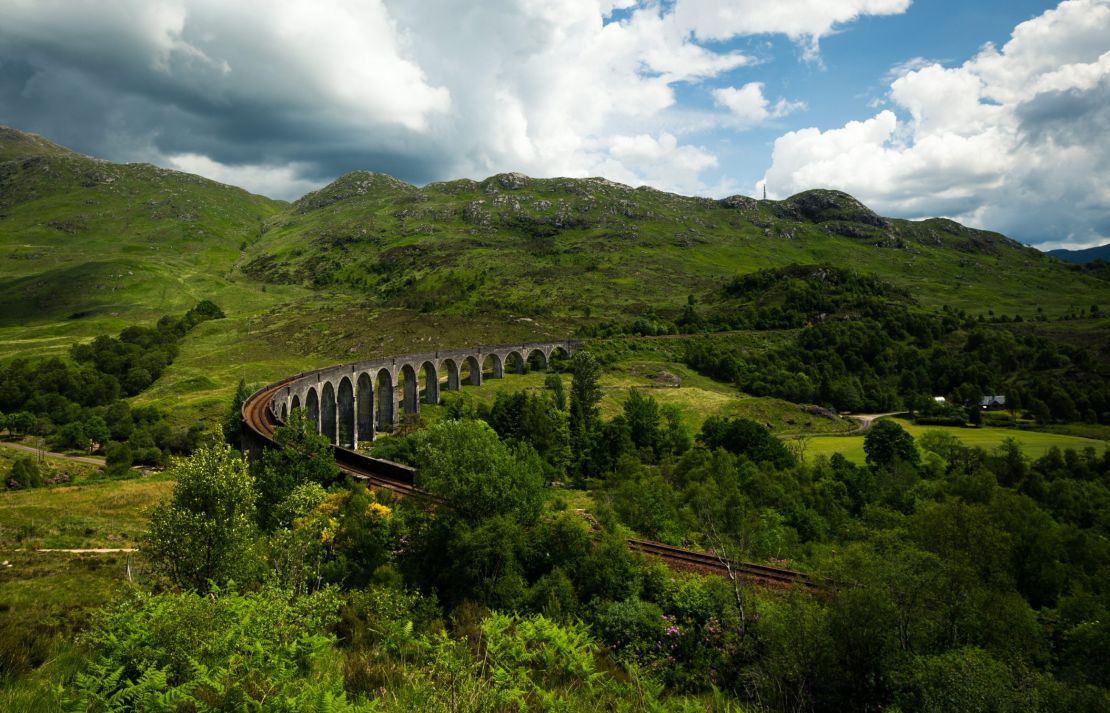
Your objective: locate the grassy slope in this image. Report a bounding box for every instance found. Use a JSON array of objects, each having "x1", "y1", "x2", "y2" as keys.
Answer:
[{"x1": 0, "y1": 472, "x2": 171, "y2": 704}]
